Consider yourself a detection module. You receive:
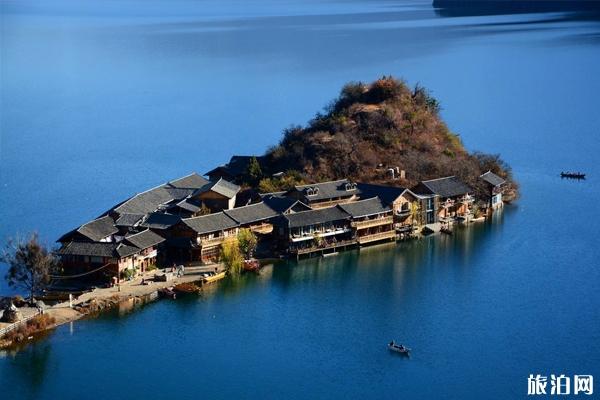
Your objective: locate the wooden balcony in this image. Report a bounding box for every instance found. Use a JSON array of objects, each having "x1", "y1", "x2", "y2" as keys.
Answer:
[
  {"x1": 199, "y1": 236, "x2": 226, "y2": 247},
  {"x1": 357, "y1": 230, "x2": 396, "y2": 245},
  {"x1": 290, "y1": 238, "x2": 357, "y2": 255},
  {"x1": 249, "y1": 222, "x2": 273, "y2": 234},
  {"x1": 351, "y1": 216, "x2": 393, "y2": 230}
]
